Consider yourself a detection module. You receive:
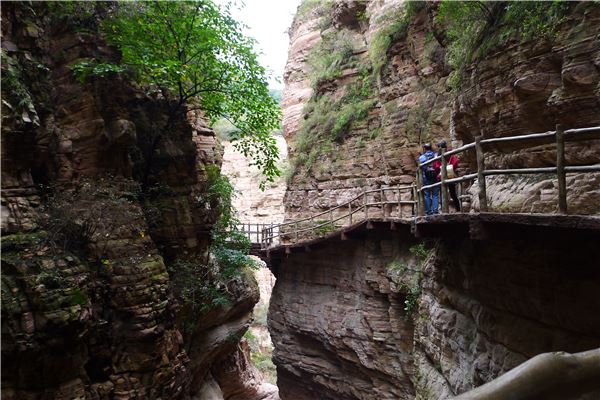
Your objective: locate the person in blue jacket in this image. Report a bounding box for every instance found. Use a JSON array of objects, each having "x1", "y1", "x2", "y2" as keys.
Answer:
[{"x1": 418, "y1": 144, "x2": 440, "y2": 215}]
